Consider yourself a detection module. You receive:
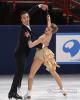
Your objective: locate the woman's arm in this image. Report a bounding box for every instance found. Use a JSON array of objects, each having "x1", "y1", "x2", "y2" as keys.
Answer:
[
  {"x1": 28, "y1": 35, "x2": 46, "y2": 48},
  {"x1": 24, "y1": 30, "x2": 46, "y2": 48},
  {"x1": 28, "y1": 40, "x2": 40, "y2": 48},
  {"x1": 47, "y1": 12, "x2": 51, "y2": 27}
]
